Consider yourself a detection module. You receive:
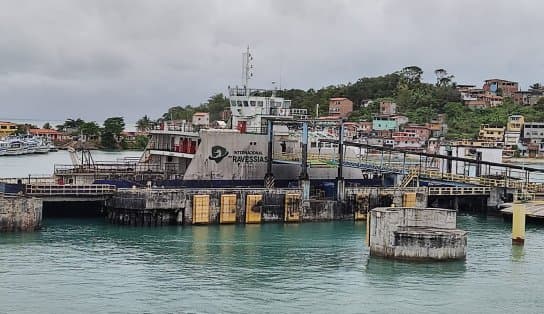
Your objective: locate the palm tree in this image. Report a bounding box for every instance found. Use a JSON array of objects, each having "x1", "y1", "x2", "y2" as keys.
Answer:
[{"x1": 136, "y1": 115, "x2": 152, "y2": 132}]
